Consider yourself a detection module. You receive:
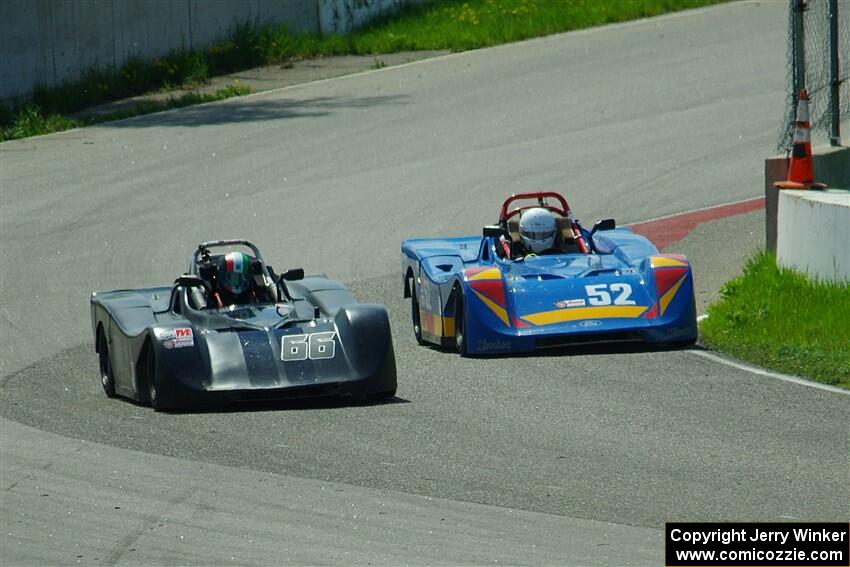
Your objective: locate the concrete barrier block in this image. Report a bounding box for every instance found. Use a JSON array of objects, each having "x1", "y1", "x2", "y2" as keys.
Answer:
[
  {"x1": 764, "y1": 145, "x2": 850, "y2": 253},
  {"x1": 49, "y1": 0, "x2": 114, "y2": 85},
  {"x1": 777, "y1": 189, "x2": 850, "y2": 282},
  {"x1": 764, "y1": 155, "x2": 789, "y2": 252},
  {"x1": 0, "y1": 0, "x2": 52, "y2": 99},
  {"x1": 0, "y1": 0, "x2": 319, "y2": 102},
  {"x1": 255, "y1": 0, "x2": 318, "y2": 34},
  {"x1": 319, "y1": 0, "x2": 405, "y2": 35},
  {"x1": 189, "y1": 0, "x2": 254, "y2": 49},
  {"x1": 112, "y1": 0, "x2": 190, "y2": 64},
  {"x1": 810, "y1": 144, "x2": 850, "y2": 188}
]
